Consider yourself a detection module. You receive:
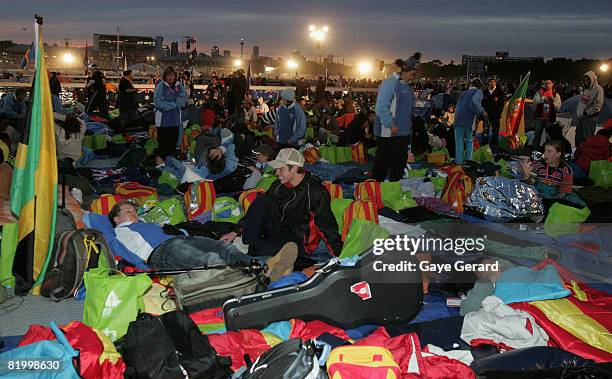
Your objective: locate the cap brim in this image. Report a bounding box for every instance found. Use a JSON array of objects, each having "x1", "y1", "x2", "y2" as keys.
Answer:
[{"x1": 268, "y1": 160, "x2": 287, "y2": 169}]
